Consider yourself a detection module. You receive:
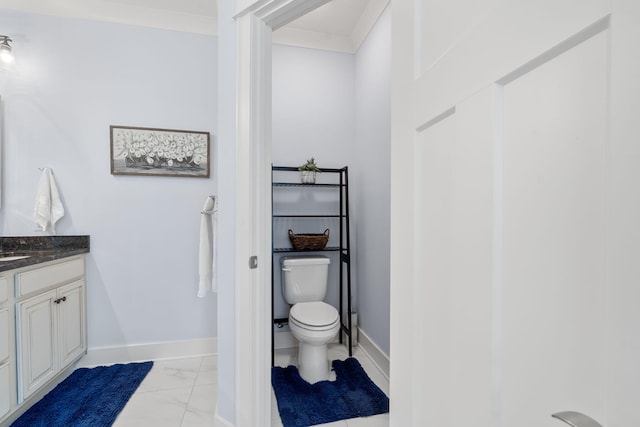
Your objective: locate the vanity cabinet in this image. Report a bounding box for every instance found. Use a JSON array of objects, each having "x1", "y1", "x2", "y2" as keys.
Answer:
[
  {"x1": 0, "y1": 236, "x2": 89, "y2": 425},
  {"x1": 14, "y1": 256, "x2": 86, "y2": 404}
]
